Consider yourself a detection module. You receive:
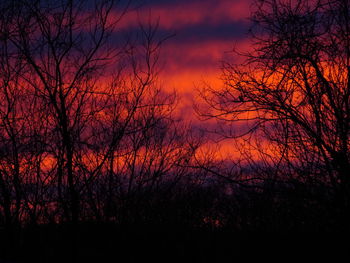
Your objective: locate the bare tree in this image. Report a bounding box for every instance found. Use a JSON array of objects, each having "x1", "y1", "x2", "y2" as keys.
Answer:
[
  {"x1": 0, "y1": 0, "x2": 204, "y2": 229},
  {"x1": 199, "y1": 0, "x2": 350, "y2": 218}
]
